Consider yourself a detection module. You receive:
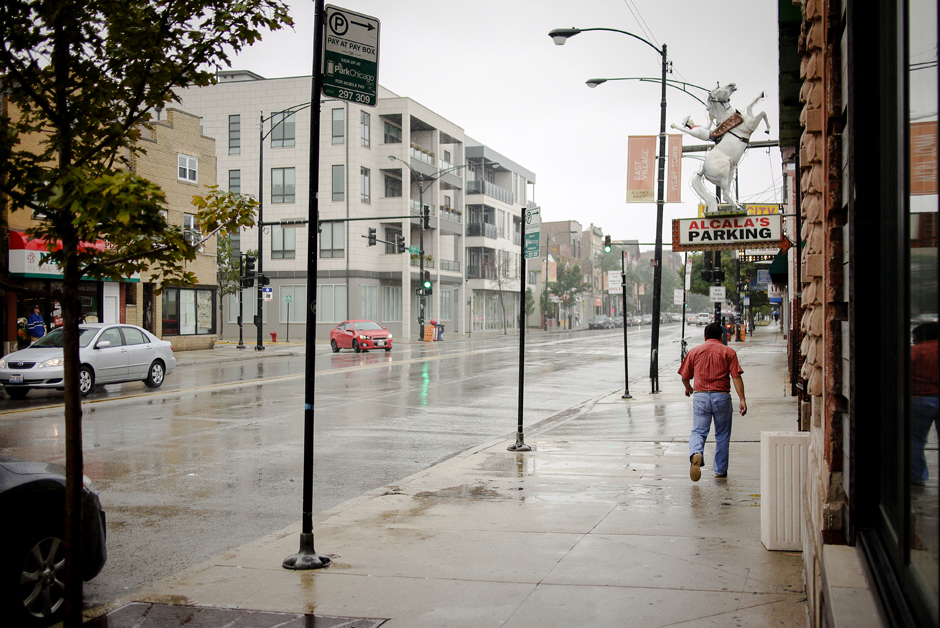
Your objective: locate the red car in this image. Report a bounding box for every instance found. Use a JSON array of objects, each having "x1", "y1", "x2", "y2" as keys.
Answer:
[{"x1": 329, "y1": 320, "x2": 393, "y2": 353}]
